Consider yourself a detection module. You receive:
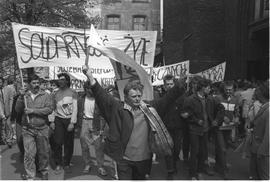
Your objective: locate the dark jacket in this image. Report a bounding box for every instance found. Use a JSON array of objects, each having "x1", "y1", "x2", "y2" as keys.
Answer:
[
  {"x1": 90, "y1": 81, "x2": 185, "y2": 162},
  {"x1": 162, "y1": 93, "x2": 186, "y2": 129},
  {"x1": 77, "y1": 95, "x2": 106, "y2": 131},
  {"x1": 250, "y1": 102, "x2": 269, "y2": 156},
  {"x1": 215, "y1": 94, "x2": 240, "y2": 122},
  {"x1": 183, "y1": 94, "x2": 224, "y2": 136},
  {"x1": 15, "y1": 90, "x2": 53, "y2": 129}
]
